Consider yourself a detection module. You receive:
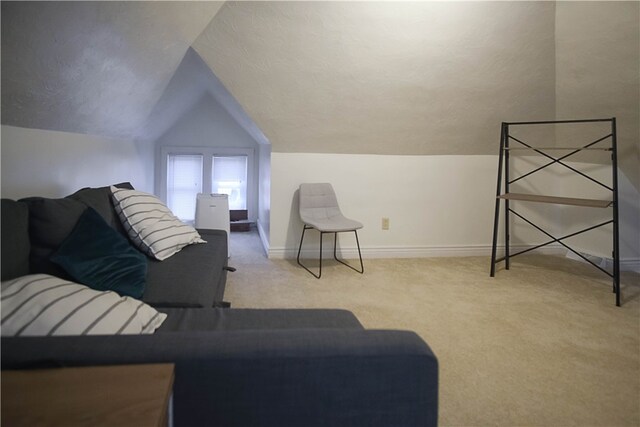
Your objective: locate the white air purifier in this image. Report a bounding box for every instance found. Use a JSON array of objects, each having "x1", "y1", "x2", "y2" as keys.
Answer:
[{"x1": 195, "y1": 193, "x2": 230, "y2": 257}]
